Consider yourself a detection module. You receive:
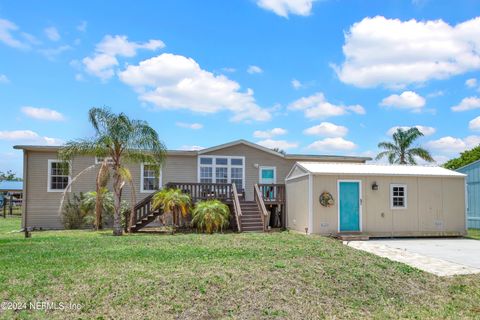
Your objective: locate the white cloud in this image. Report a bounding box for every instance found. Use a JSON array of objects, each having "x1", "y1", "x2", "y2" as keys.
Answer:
[
  {"x1": 247, "y1": 65, "x2": 263, "y2": 74},
  {"x1": 21, "y1": 106, "x2": 65, "y2": 121},
  {"x1": 179, "y1": 145, "x2": 205, "y2": 151},
  {"x1": 387, "y1": 125, "x2": 436, "y2": 136},
  {"x1": 77, "y1": 21, "x2": 87, "y2": 32},
  {"x1": 466, "y1": 78, "x2": 478, "y2": 88},
  {"x1": 39, "y1": 45, "x2": 72, "y2": 60},
  {"x1": 0, "y1": 18, "x2": 29, "y2": 49},
  {"x1": 44, "y1": 26, "x2": 60, "y2": 41},
  {"x1": 303, "y1": 122, "x2": 348, "y2": 137},
  {"x1": 119, "y1": 53, "x2": 271, "y2": 122},
  {"x1": 469, "y1": 116, "x2": 480, "y2": 131},
  {"x1": 253, "y1": 127, "x2": 287, "y2": 139},
  {"x1": 222, "y1": 67, "x2": 236, "y2": 73},
  {"x1": 307, "y1": 137, "x2": 357, "y2": 151},
  {"x1": 256, "y1": 139, "x2": 298, "y2": 150},
  {"x1": 256, "y1": 0, "x2": 316, "y2": 17},
  {"x1": 175, "y1": 122, "x2": 203, "y2": 130},
  {"x1": 426, "y1": 135, "x2": 480, "y2": 154},
  {"x1": 0, "y1": 130, "x2": 63, "y2": 145},
  {"x1": 380, "y1": 91, "x2": 425, "y2": 112},
  {"x1": 83, "y1": 35, "x2": 165, "y2": 80},
  {"x1": 451, "y1": 96, "x2": 480, "y2": 112},
  {"x1": 292, "y1": 79, "x2": 303, "y2": 89},
  {"x1": 288, "y1": 92, "x2": 365, "y2": 119},
  {"x1": 334, "y1": 16, "x2": 480, "y2": 88},
  {"x1": 0, "y1": 74, "x2": 9, "y2": 84}
]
